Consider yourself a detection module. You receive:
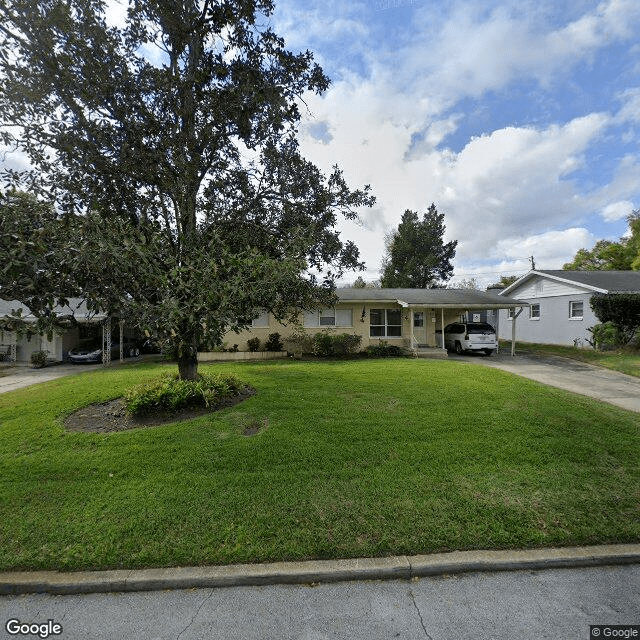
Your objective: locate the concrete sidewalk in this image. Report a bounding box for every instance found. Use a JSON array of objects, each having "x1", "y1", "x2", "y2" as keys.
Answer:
[
  {"x1": 1, "y1": 544, "x2": 639, "y2": 595},
  {"x1": 450, "y1": 352, "x2": 640, "y2": 413}
]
